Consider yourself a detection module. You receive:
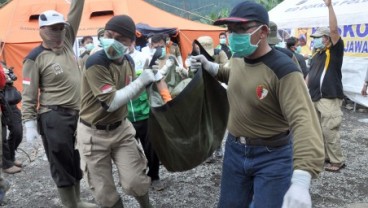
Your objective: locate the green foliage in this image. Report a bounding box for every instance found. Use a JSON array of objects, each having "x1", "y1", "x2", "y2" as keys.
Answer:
[
  {"x1": 0, "y1": 0, "x2": 11, "y2": 7},
  {"x1": 146, "y1": 1, "x2": 284, "y2": 25}
]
